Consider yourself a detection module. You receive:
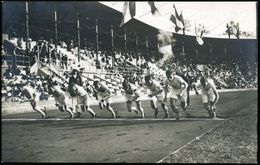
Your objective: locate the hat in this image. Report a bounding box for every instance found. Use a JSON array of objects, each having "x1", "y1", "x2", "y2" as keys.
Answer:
[{"x1": 71, "y1": 69, "x2": 78, "y2": 75}]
